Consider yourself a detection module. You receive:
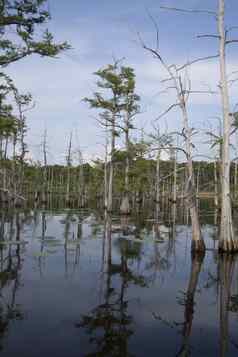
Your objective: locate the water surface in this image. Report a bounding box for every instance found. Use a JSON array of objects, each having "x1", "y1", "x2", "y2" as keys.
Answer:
[{"x1": 0, "y1": 208, "x2": 237, "y2": 357}]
